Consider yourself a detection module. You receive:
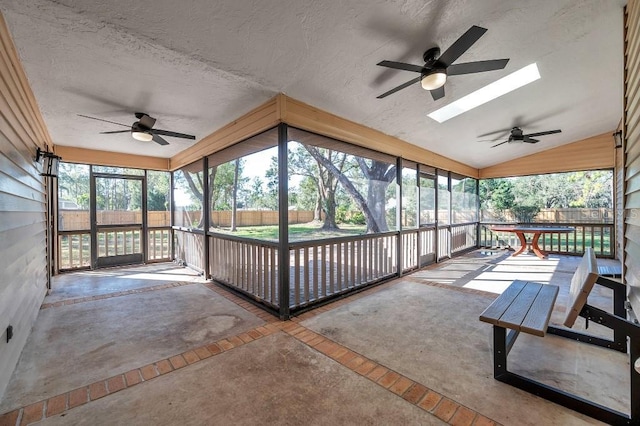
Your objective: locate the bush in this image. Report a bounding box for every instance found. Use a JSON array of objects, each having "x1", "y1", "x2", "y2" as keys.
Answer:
[
  {"x1": 512, "y1": 205, "x2": 540, "y2": 223},
  {"x1": 335, "y1": 206, "x2": 366, "y2": 225}
]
